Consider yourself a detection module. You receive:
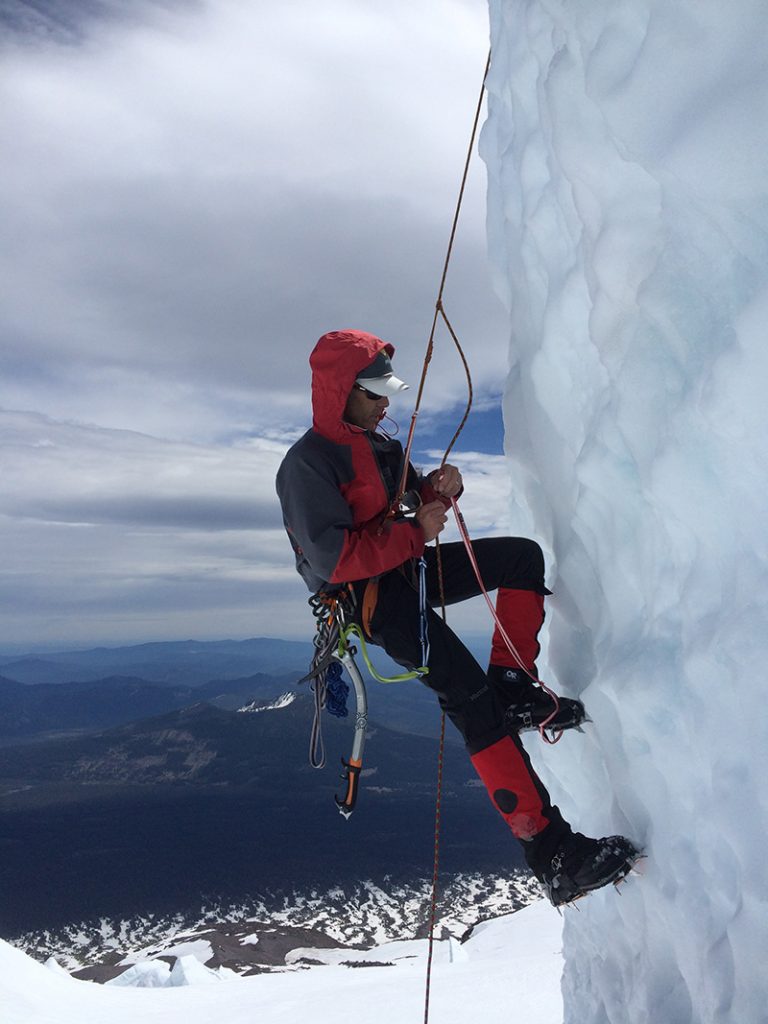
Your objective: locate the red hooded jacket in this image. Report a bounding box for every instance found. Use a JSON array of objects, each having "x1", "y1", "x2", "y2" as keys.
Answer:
[{"x1": 276, "y1": 330, "x2": 439, "y2": 592}]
